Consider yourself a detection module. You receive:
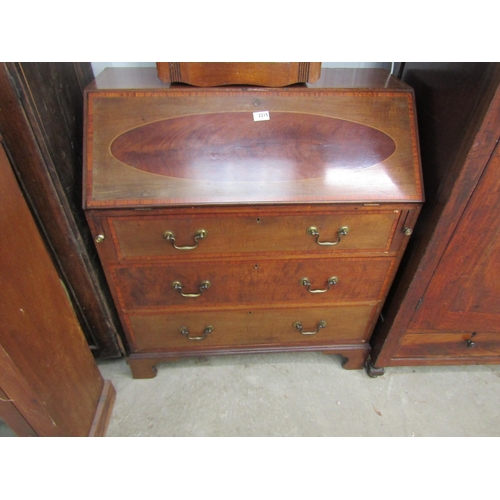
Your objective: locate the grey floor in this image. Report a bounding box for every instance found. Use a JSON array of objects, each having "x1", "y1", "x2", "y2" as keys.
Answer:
[{"x1": 2, "y1": 352, "x2": 500, "y2": 437}]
